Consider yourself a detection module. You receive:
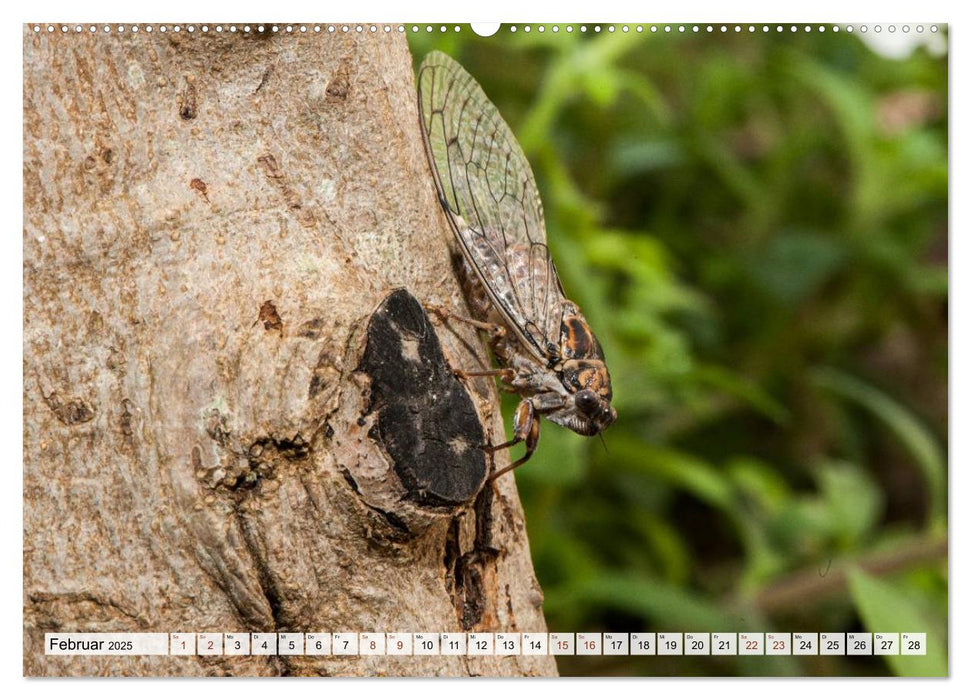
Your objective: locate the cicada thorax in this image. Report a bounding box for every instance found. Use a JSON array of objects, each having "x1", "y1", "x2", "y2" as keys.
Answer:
[
  {"x1": 559, "y1": 304, "x2": 606, "y2": 362},
  {"x1": 556, "y1": 304, "x2": 613, "y2": 403}
]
